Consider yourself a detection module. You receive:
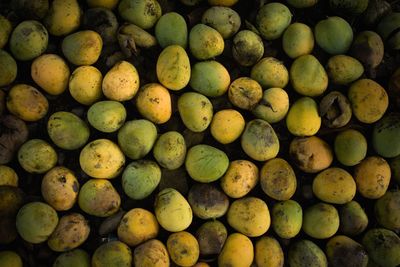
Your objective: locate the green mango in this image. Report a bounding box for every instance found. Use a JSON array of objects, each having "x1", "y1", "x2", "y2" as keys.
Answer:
[
  {"x1": 190, "y1": 61, "x2": 230, "y2": 97},
  {"x1": 256, "y1": 2, "x2": 292, "y2": 40},
  {"x1": 272, "y1": 200, "x2": 302, "y2": 239},
  {"x1": 201, "y1": 6, "x2": 241, "y2": 39},
  {"x1": 372, "y1": 113, "x2": 400, "y2": 158},
  {"x1": 0, "y1": 49, "x2": 17, "y2": 87},
  {"x1": 326, "y1": 55, "x2": 364, "y2": 85},
  {"x1": 178, "y1": 92, "x2": 213, "y2": 132},
  {"x1": 155, "y1": 12, "x2": 188, "y2": 48},
  {"x1": 289, "y1": 239, "x2": 328, "y2": 267}
]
